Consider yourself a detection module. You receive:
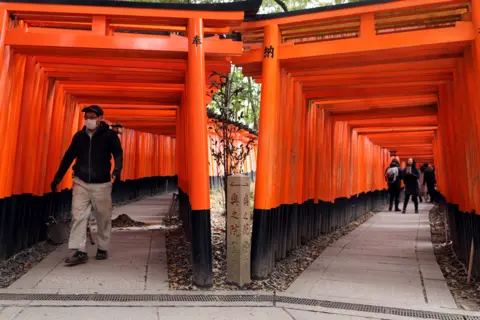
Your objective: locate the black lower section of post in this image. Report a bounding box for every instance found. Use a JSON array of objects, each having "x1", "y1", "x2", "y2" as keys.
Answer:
[
  {"x1": 178, "y1": 187, "x2": 213, "y2": 288},
  {"x1": 443, "y1": 198, "x2": 479, "y2": 280},
  {"x1": 0, "y1": 175, "x2": 177, "y2": 261},
  {"x1": 251, "y1": 209, "x2": 270, "y2": 279},
  {"x1": 250, "y1": 190, "x2": 388, "y2": 280},
  {"x1": 191, "y1": 209, "x2": 213, "y2": 288}
]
